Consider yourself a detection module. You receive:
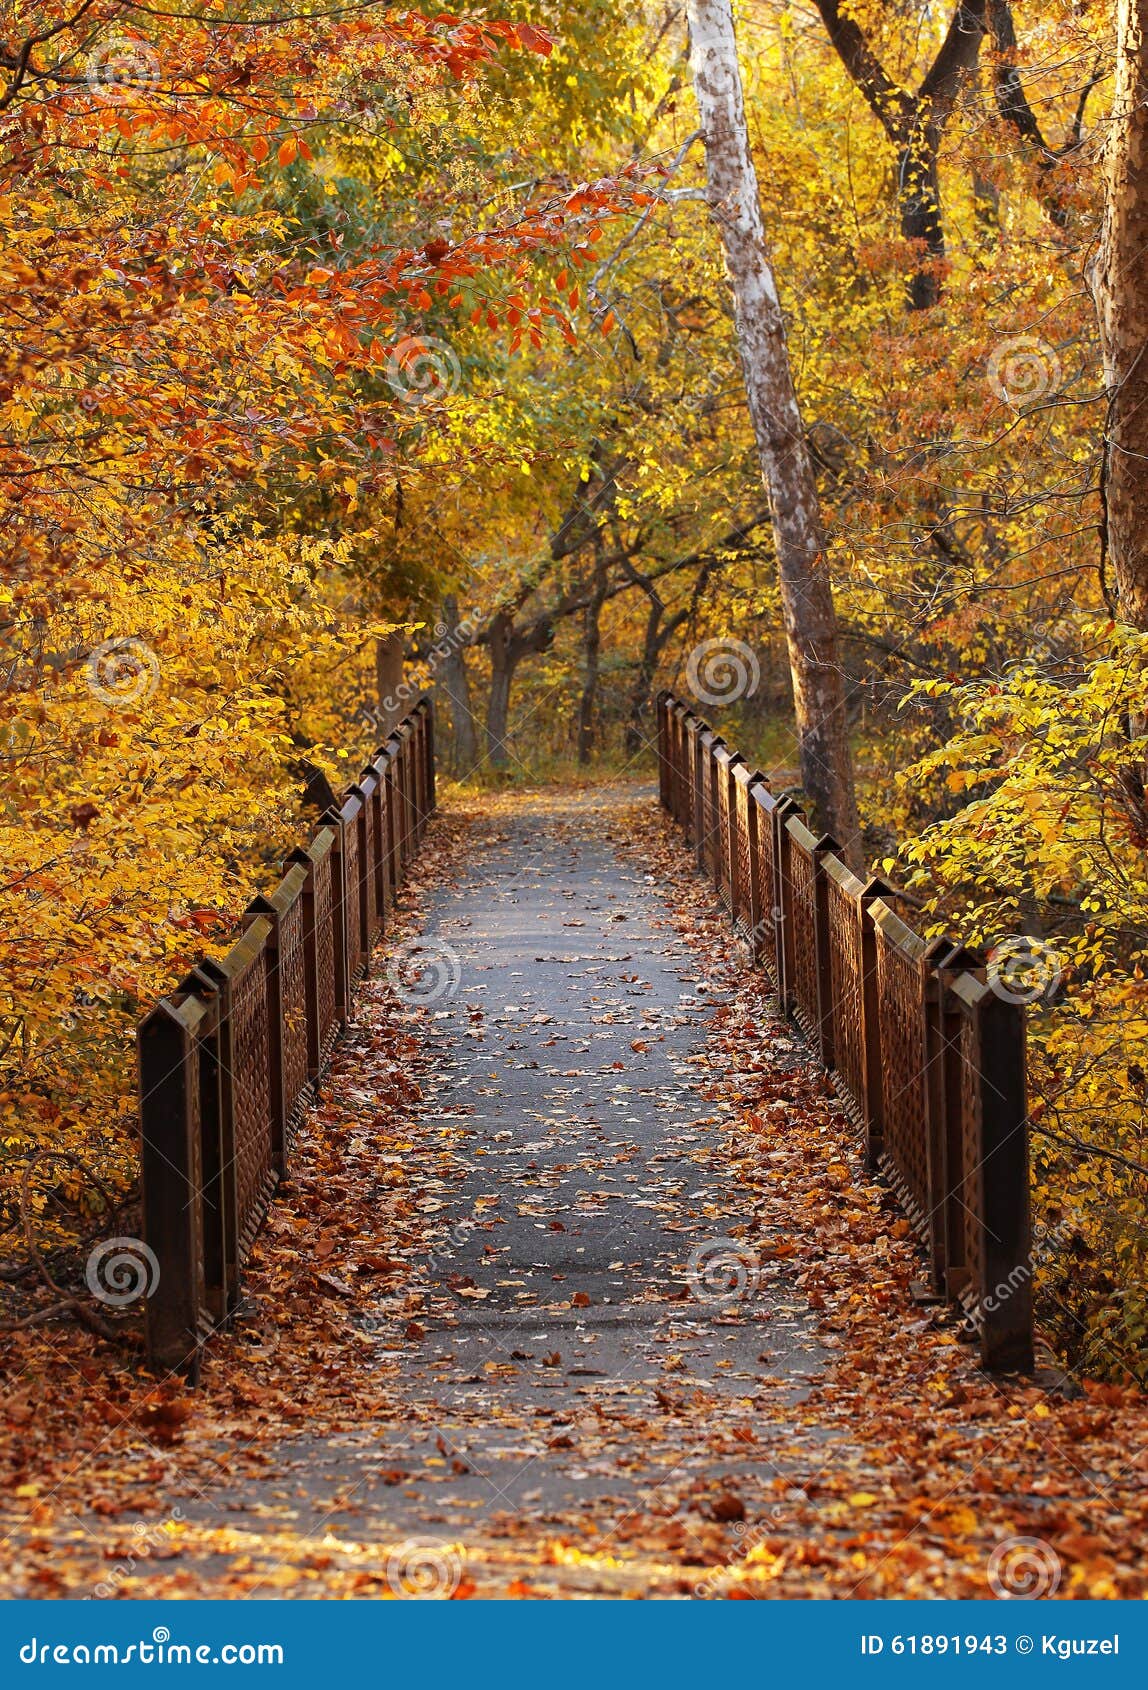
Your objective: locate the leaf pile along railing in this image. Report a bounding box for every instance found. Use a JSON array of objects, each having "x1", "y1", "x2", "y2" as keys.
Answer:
[
  {"x1": 656, "y1": 692, "x2": 1033, "y2": 1373},
  {"x1": 137, "y1": 699, "x2": 436, "y2": 1374}
]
